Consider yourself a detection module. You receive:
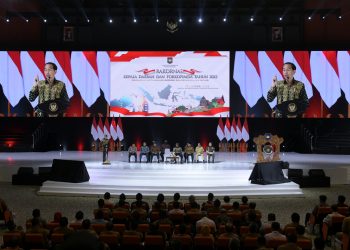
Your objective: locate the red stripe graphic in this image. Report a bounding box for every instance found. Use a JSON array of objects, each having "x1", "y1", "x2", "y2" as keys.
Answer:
[
  {"x1": 323, "y1": 51, "x2": 339, "y2": 76},
  {"x1": 53, "y1": 51, "x2": 72, "y2": 83},
  {"x1": 8, "y1": 51, "x2": 22, "y2": 75},
  {"x1": 110, "y1": 51, "x2": 183, "y2": 62},
  {"x1": 28, "y1": 51, "x2": 45, "y2": 76},
  {"x1": 83, "y1": 51, "x2": 99, "y2": 76},
  {"x1": 245, "y1": 51, "x2": 260, "y2": 76},
  {"x1": 292, "y1": 51, "x2": 312, "y2": 84},
  {"x1": 266, "y1": 51, "x2": 283, "y2": 76}
]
